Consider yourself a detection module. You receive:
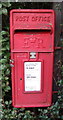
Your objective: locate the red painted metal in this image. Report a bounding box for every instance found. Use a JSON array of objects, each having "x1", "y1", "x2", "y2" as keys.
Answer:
[{"x1": 10, "y1": 9, "x2": 55, "y2": 107}]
